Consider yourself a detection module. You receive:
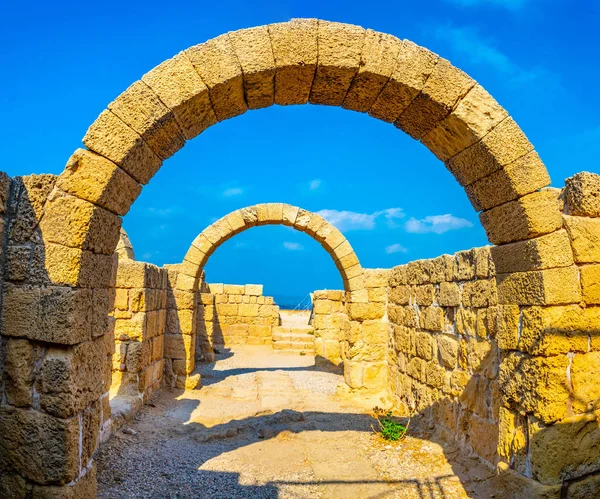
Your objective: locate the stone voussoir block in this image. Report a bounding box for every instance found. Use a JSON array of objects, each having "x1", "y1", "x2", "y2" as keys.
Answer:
[
  {"x1": 57, "y1": 149, "x2": 141, "y2": 217},
  {"x1": 142, "y1": 52, "x2": 217, "y2": 140},
  {"x1": 395, "y1": 57, "x2": 475, "y2": 140},
  {"x1": 422, "y1": 83, "x2": 508, "y2": 162},
  {"x1": 369, "y1": 40, "x2": 439, "y2": 123},
  {"x1": 268, "y1": 19, "x2": 318, "y2": 105},
  {"x1": 107, "y1": 80, "x2": 186, "y2": 161},
  {"x1": 342, "y1": 29, "x2": 403, "y2": 113},
  {"x1": 186, "y1": 33, "x2": 248, "y2": 121},
  {"x1": 228, "y1": 26, "x2": 276, "y2": 109},
  {"x1": 309, "y1": 21, "x2": 366, "y2": 107},
  {"x1": 490, "y1": 229, "x2": 574, "y2": 274},
  {"x1": 480, "y1": 190, "x2": 563, "y2": 245}
]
